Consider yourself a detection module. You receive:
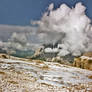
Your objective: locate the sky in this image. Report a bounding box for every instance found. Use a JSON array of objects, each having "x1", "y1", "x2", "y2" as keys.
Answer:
[{"x1": 0, "y1": 0, "x2": 92, "y2": 26}]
